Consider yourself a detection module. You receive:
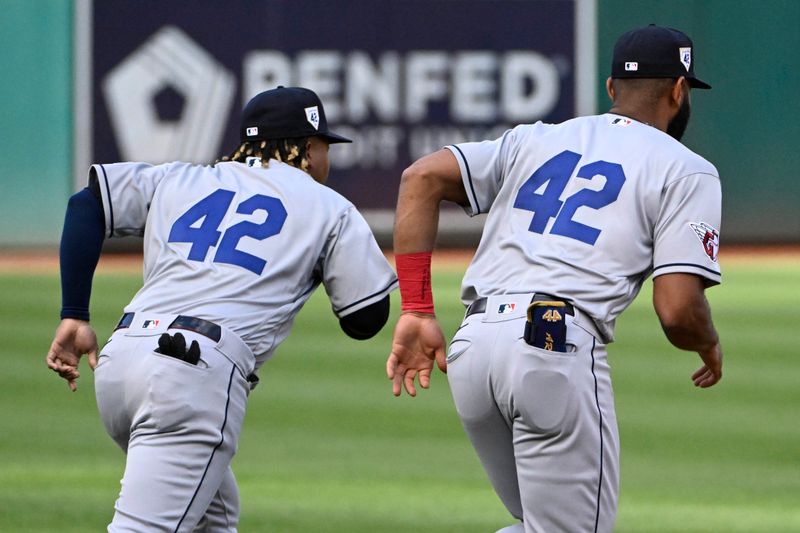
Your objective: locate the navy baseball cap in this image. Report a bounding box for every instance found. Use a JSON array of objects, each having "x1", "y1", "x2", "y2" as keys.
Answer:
[
  {"x1": 611, "y1": 24, "x2": 711, "y2": 89},
  {"x1": 240, "y1": 86, "x2": 352, "y2": 143}
]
